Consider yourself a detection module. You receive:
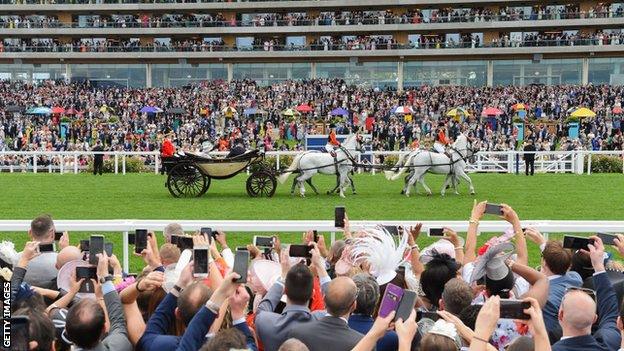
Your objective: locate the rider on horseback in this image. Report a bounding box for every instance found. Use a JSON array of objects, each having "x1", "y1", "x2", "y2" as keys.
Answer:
[
  {"x1": 325, "y1": 124, "x2": 341, "y2": 173},
  {"x1": 433, "y1": 121, "x2": 451, "y2": 159}
]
